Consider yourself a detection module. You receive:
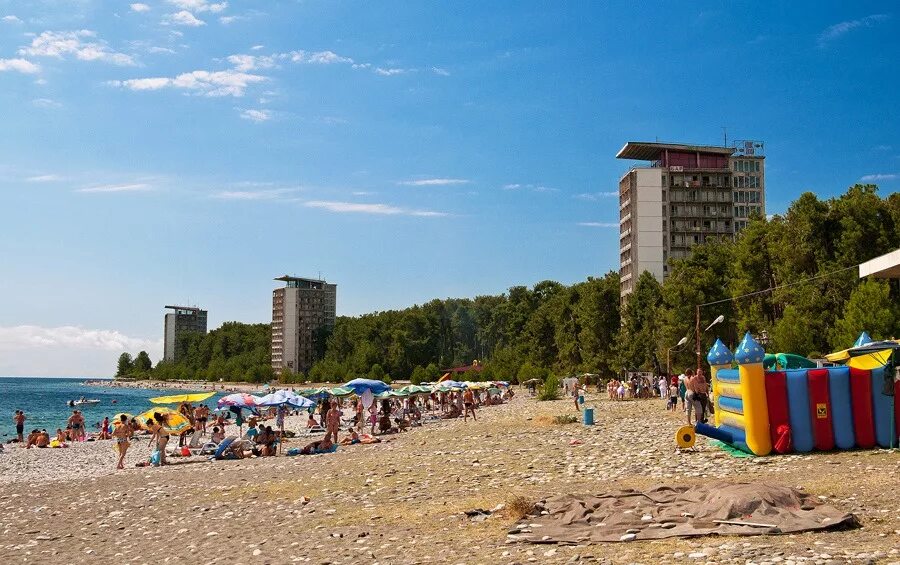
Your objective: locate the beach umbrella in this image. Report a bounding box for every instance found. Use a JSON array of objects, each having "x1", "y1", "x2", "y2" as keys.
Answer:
[
  {"x1": 487, "y1": 387, "x2": 501, "y2": 395},
  {"x1": 135, "y1": 407, "x2": 192, "y2": 435},
  {"x1": 148, "y1": 391, "x2": 215, "y2": 404},
  {"x1": 111, "y1": 412, "x2": 135, "y2": 426},
  {"x1": 216, "y1": 393, "x2": 260, "y2": 409},
  {"x1": 436, "y1": 379, "x2": 467, "y2": 391},
  {"x1": 256, "y1": 389, "x2": 315, "y2": 409},
  {"x1": 344, "y1": 378, "x2": 391, "y2": 395}
]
